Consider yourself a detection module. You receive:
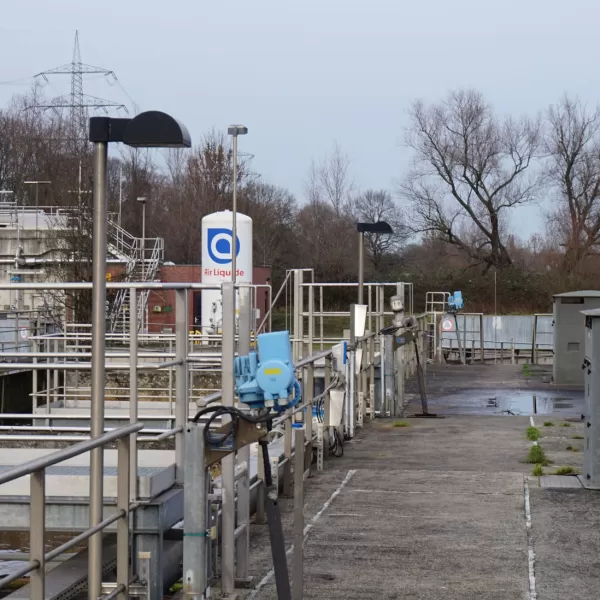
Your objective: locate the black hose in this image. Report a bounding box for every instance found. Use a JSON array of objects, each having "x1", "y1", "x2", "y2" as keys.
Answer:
[{"x1": 192, "y1": 405, "x2": 273, "y2": 447}]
